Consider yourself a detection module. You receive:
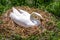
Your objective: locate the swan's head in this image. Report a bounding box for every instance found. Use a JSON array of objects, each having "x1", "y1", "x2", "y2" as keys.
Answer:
[
  {"x1": 31, "y1": 12, "x2": 44, "y2": 20},
  {"x1": 30, "y1": 12, "x2": 44, "y2": 26}
]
